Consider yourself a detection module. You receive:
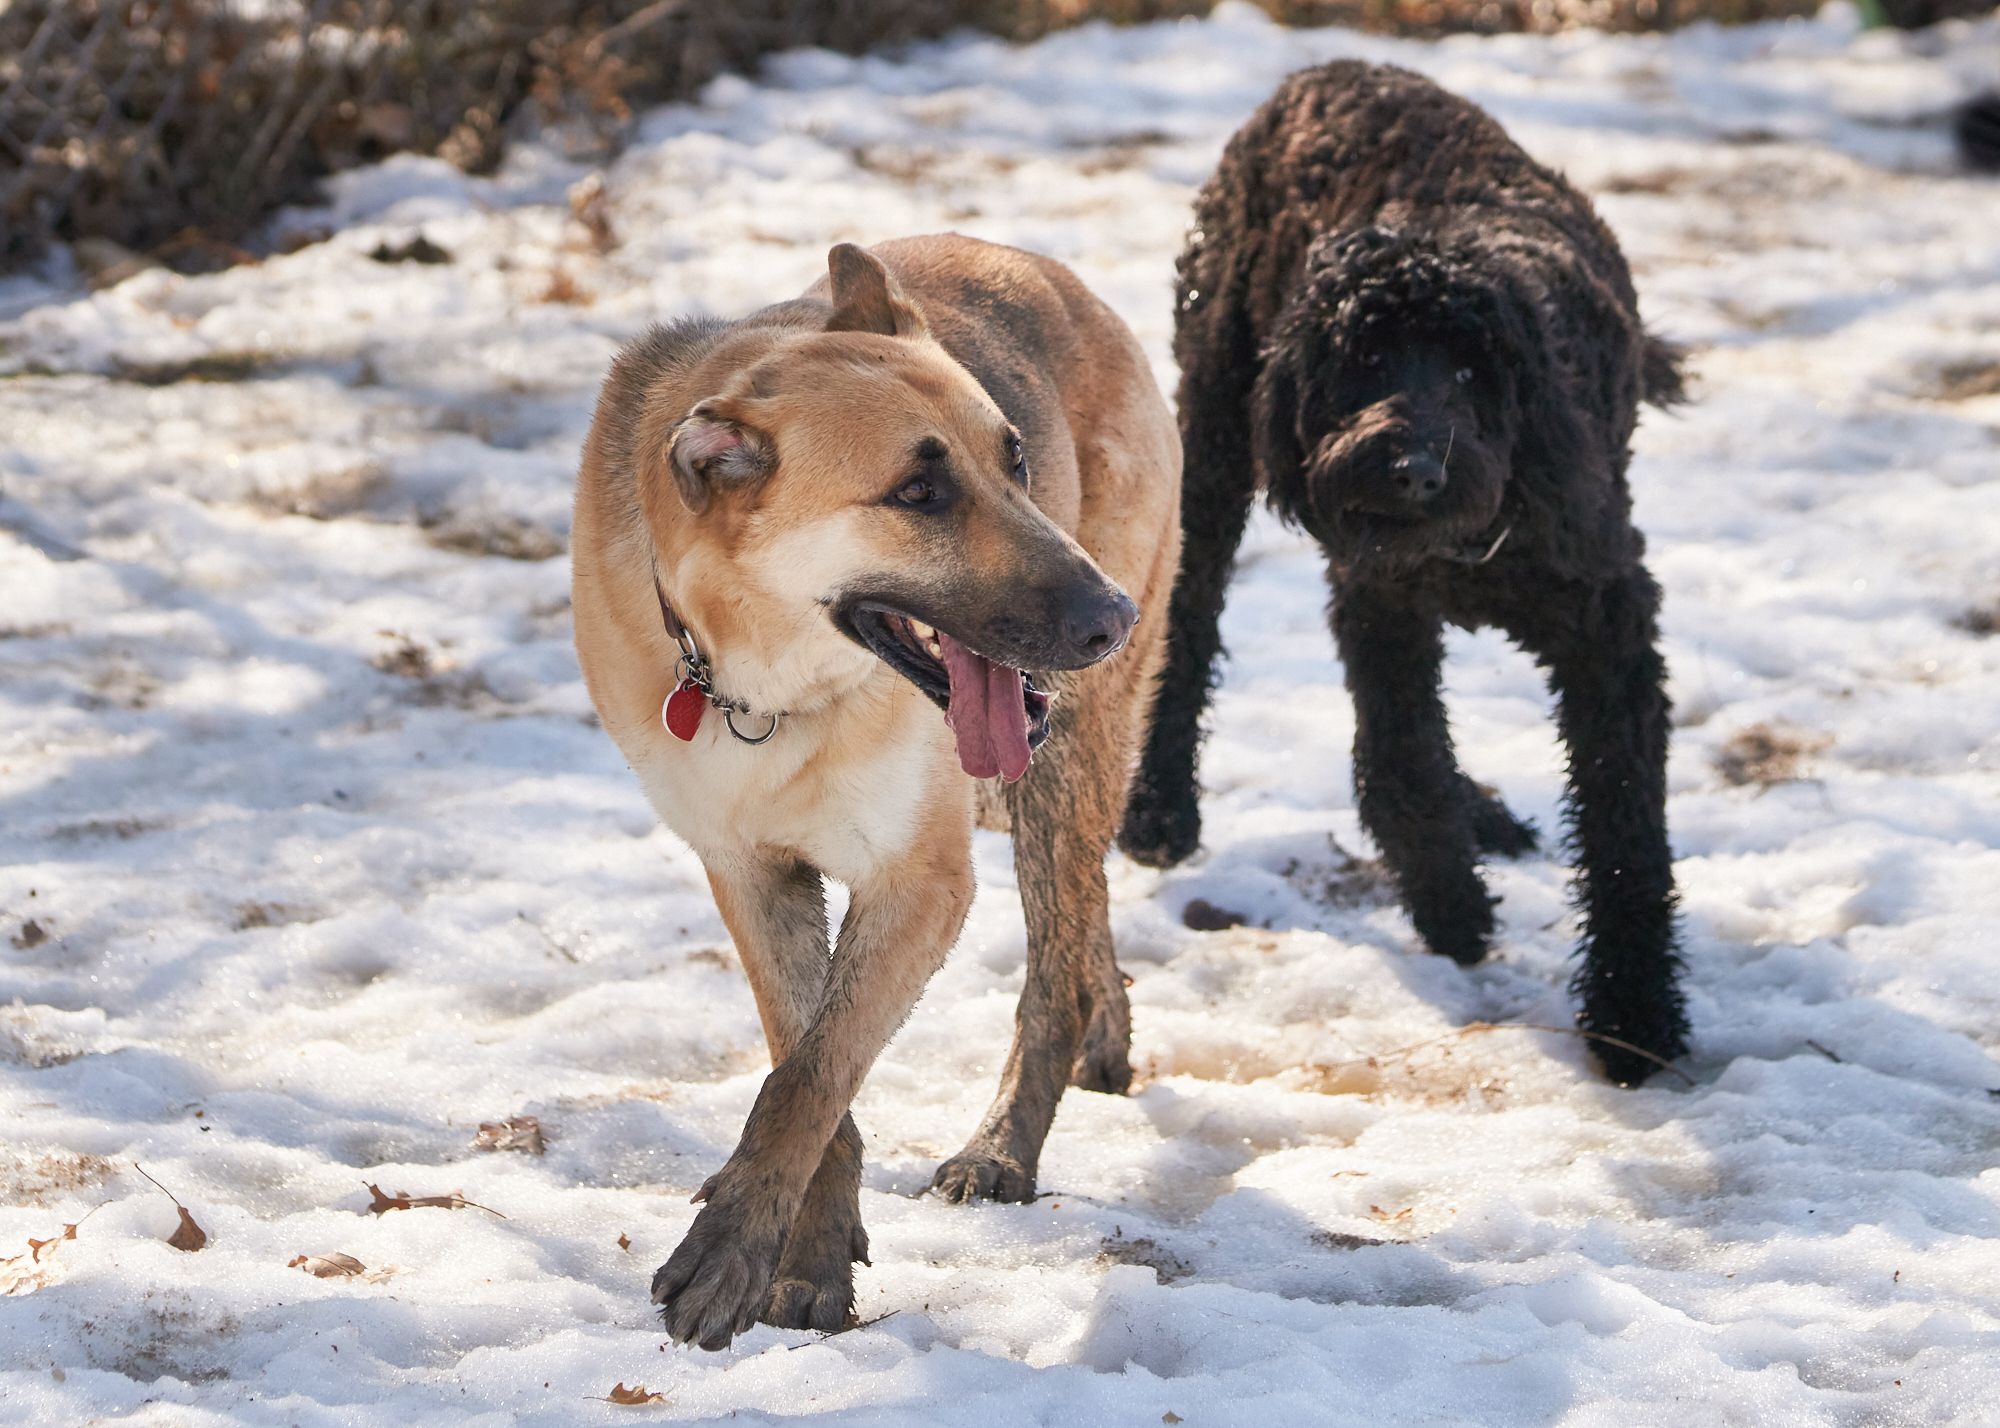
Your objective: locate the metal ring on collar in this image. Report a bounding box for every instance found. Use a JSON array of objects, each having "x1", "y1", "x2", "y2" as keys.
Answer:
[{"x1": 723, "y1": 707, "x2": 782, "y2": 745}]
